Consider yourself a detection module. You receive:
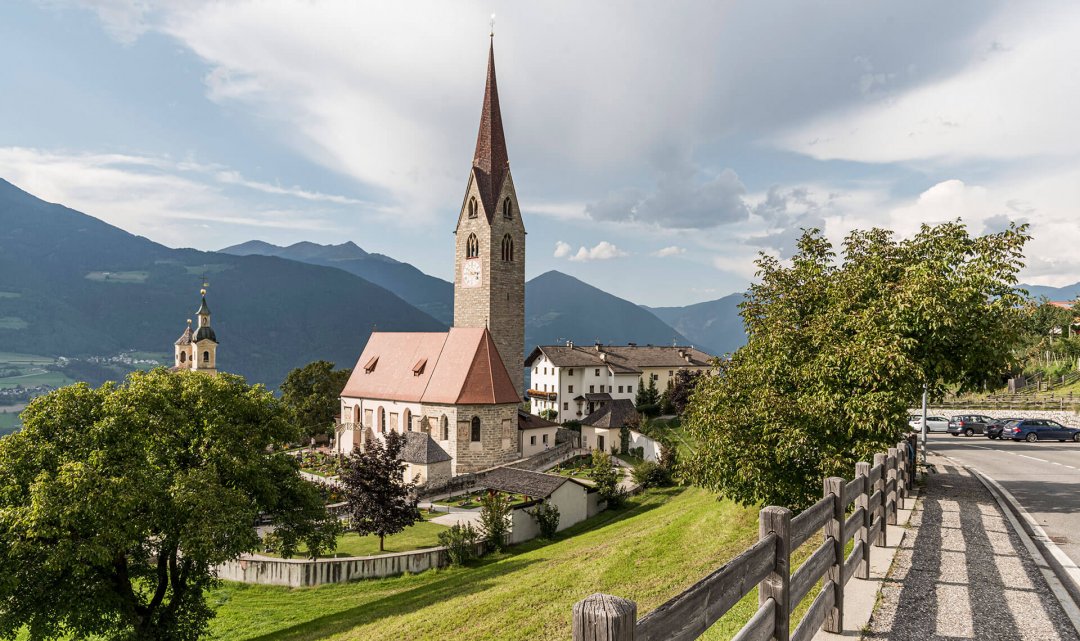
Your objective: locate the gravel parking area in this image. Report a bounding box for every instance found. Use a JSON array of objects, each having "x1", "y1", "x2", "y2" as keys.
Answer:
[{"x1": 865, "y1": 453, "x2": 1080, "y2": 640}]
